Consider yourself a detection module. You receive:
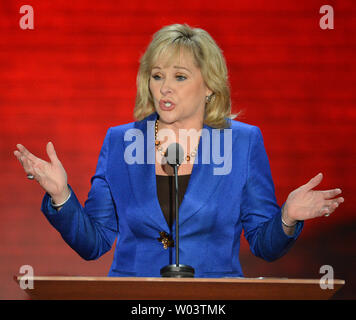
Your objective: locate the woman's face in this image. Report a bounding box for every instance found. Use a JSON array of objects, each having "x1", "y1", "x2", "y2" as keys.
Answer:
[{"x1": 149, "y1": 49, "x2": 212, "y2": 128}]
